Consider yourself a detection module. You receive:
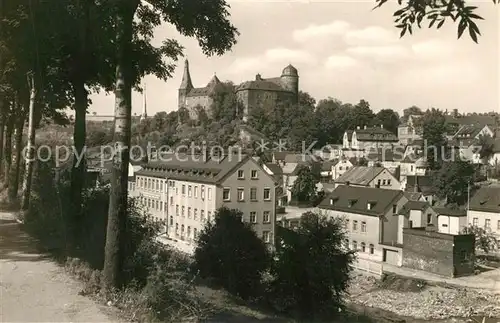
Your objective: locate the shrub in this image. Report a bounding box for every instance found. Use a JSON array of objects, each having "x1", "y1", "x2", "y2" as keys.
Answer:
[{"x1": 192, "y1": 207, "x2": 271, "y2": 299}]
